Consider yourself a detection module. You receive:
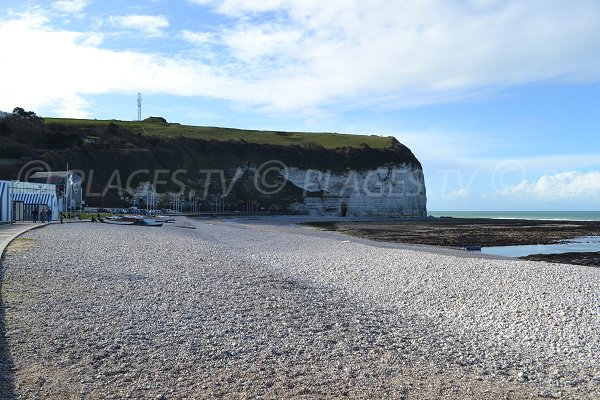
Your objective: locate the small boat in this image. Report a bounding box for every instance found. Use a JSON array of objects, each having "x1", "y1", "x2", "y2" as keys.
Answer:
[
  {"x1": 154, "y1": 215, "x2": 176, "y2": 223},
  {"x1": 133, "y1": 218, "x2": 163, "y2": 227},
  {"x1": 101, "y1": 216, "x2": 135, "y2": 225},
  {"x1": 462, "y1": 245, "x2": 482, "y2": 251},
  {"x1": 100, "y1": 215, "x2": 163, "y2": 227}
]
